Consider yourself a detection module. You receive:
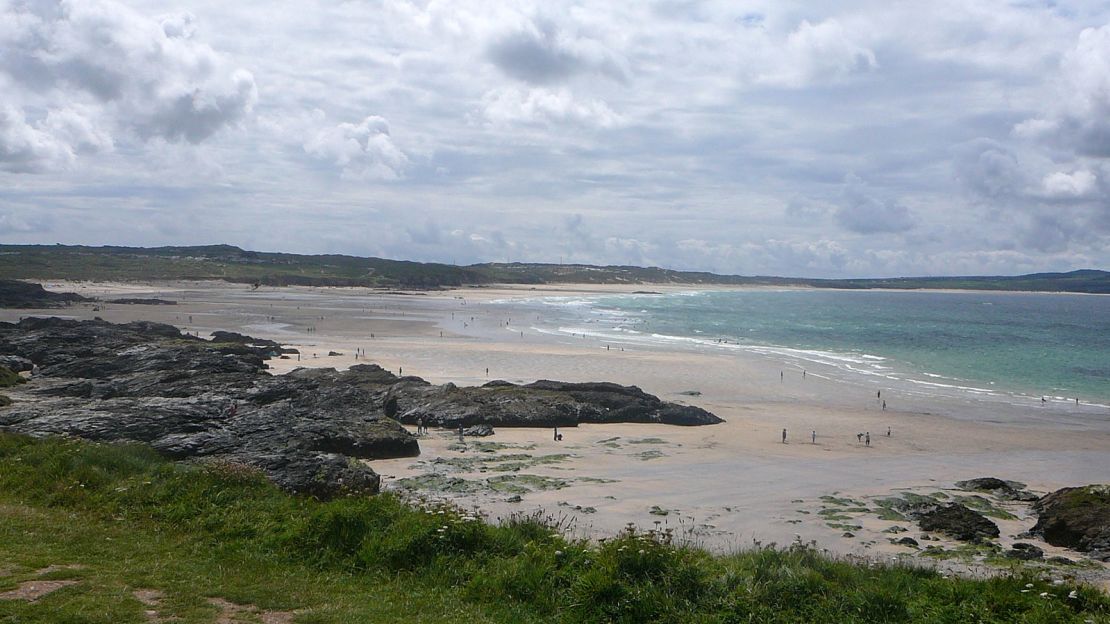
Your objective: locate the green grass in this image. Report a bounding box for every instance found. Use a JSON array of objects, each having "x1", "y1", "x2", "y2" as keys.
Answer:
[
  {"x1": 1, "y1": 433, "x2": 1108, "y2": 623},
  {"x1": 0, "y1": 366, "x2": 25, "y2": 389}
]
